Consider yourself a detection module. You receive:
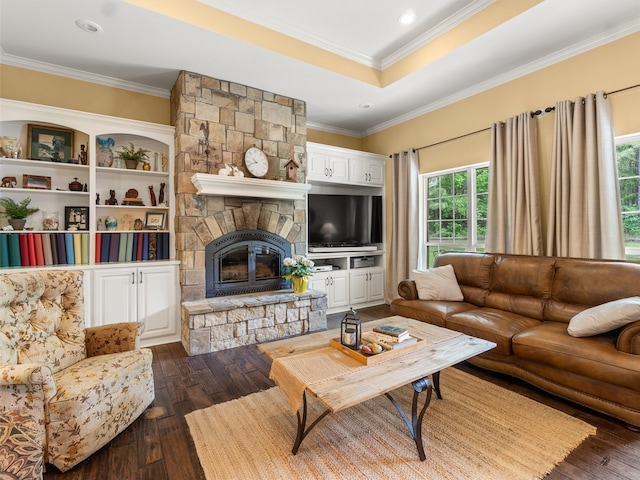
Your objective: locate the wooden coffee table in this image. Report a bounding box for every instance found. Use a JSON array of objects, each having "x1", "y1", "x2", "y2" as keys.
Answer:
[{"x1": 259, "y1": 315, "x2": 496, "y2": 461}]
